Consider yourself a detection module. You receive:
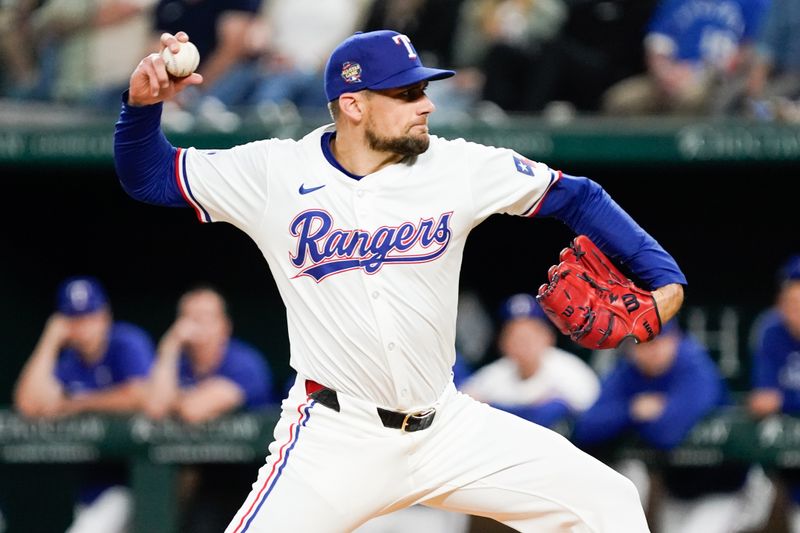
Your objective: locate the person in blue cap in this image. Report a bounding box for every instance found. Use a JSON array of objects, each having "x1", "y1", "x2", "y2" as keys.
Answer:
[
  {"x1": 462, "y1": 293, "x2": 600, "y2": 429},
  {"x1": 748, "y1": 255, "x2": 800, "y2": 529},
  {"x1": 13, "y1": 275, "x2": 154, "y2": 533},
  {"x1": 114, "y1": 28, "x2": 686, "y2": 532},
  {"x1": 749, "y1": 255, "x2": 800, "y2": 418}
]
